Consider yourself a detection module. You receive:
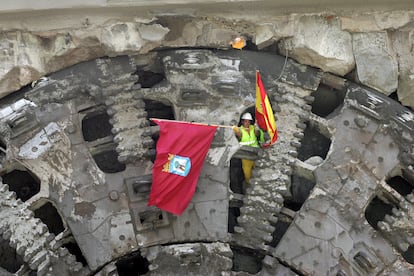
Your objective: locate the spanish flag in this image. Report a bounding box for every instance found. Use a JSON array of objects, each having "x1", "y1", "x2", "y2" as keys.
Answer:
[{"x1": 255, "y1": 70, "x2": 278, "y2": 147}]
